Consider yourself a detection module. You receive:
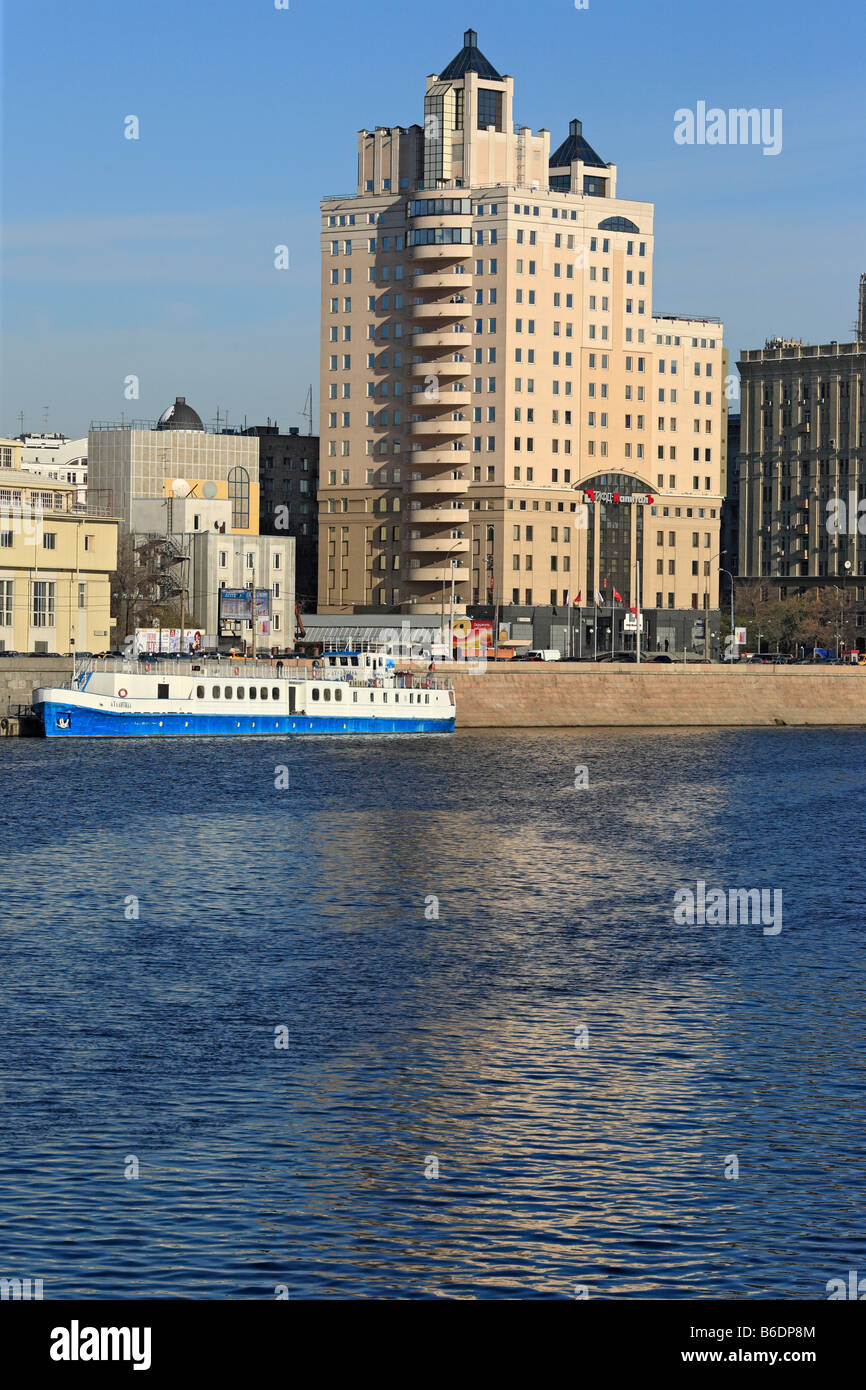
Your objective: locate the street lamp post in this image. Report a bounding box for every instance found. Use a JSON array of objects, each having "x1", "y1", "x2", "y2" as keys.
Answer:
[
  {"x1": 439, "y1": 540, "x2": 463, "y2": 661},
  {"x1": 705, "y1": 550, "x2": 726, "y2": 662},
  {"x1": 719, "y1": 566, "x2": 735, "y2": 662}
]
